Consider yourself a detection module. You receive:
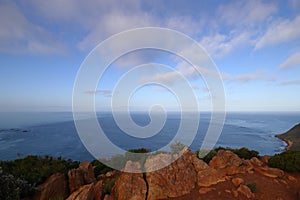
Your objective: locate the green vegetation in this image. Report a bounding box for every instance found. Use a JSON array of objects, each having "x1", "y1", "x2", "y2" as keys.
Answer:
[
  {"x1": 245, "y1": 182, "x2": 257, "y2": 193},
  {"x1": 198, "y1": 147, "x2": 259, "y2": 163},
  {"x1": 215, "y1": 147, "x2": 259, "y2": 159},
  {"x1": 268, "y1": 150, "x2": 300, "y2": 172},
  {"x1": 0, "y1": 156, "x2": 79, "y2": 199},
  {"x1": 103, "y1": 178, "x2": 116, "y2": 195},
  {"x1": 0, "y1": 167, "x2": 33, "y2": 199},
  {"x1": 91, "y1": 160, "x2": 112, "y2": 177},
  {"x1": 0, "y1": 156, "x2": 79, "y2": 185},
  {"x1": 200, "y1": 150, "x2": 217, "y2": 164},
  {"x1": 276, "y1": 123, "x2": 300, "y2": 151}
]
